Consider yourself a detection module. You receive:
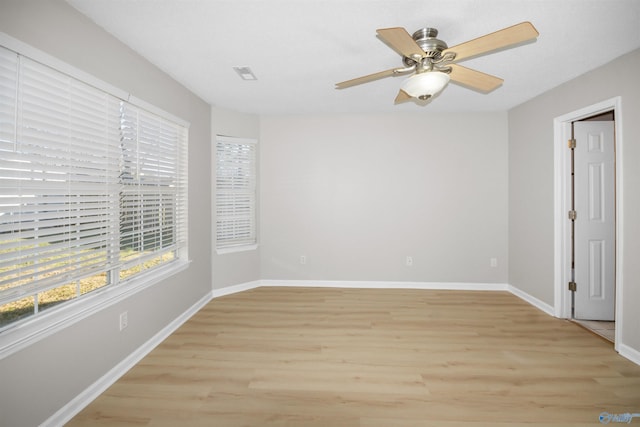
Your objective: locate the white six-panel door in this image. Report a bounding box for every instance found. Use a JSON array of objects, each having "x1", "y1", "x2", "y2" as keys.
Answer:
[{"x1": 573, "y1": 121, "x2": 615, "y2": 321}]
